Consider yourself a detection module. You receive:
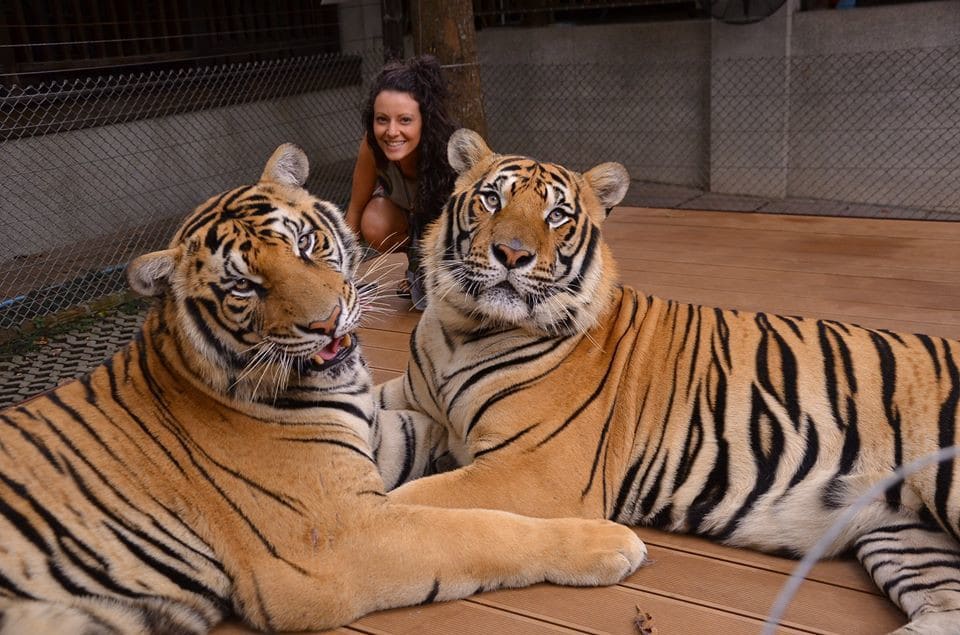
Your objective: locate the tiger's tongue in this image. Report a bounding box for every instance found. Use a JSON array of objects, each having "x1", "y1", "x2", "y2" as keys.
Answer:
[{"x1": 317, "y1": 337, "x2": 342, "y2": 362}]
